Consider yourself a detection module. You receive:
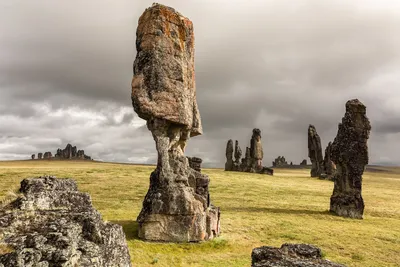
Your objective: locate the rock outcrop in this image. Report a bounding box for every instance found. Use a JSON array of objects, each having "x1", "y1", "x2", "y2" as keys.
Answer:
[
  {"x1": 225, "y1": 139, "x2": 234, "y2": 171},
  {"x1": 37, "y1": 153, "x2": 42, "y2": 160},
  {"x1": 187, "y1": 156, "x2": 202, "y2": 173},
  {"x1": 330, "y1": 99, "x2": 371, "y2": 219},
  {"x1": 272, "y1": 156, "x2": 288, "y2": 167},
  {"x1": 131, "y1": 3, "x2": 220, "y2": 242},
  {"x1": 31, "y1": 154, "x2": 35, "y2": 160},
  {"x1": 250, "y1": 128, "x2": 263, "y2": 171},
  {"x1": 308, "y1": 125, "x2": 323, "y2": 177},
  {"x1": 55, "y1": 144, "x2": 91, "y2": 160},
  {"x1": 319, "y1": 142, "x2": 336, "y2": 181},
  {"x1": 43, "y1": 151, "x2": 52, "y2": 159},
  {"x1": 300, "y1": 159, "x2": 307, "y2": 166},
  {"x1": 233, "y1": 140, "x2": 242, "y2": 171},
  {"x1": 0, "y1": 176, "x2": 132, "y2": 267},
  {"x1": 251, "y1": 243, "x2": 345, "y2": 267}
]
